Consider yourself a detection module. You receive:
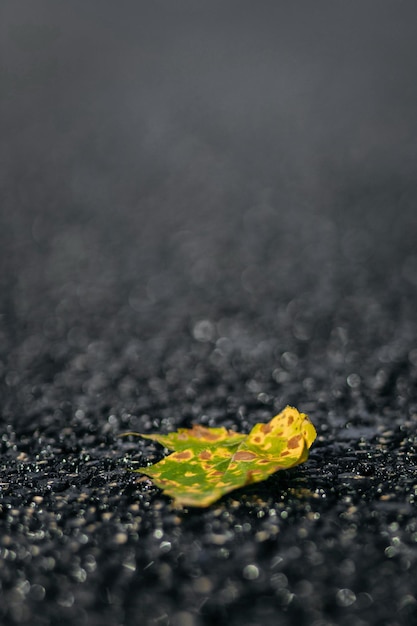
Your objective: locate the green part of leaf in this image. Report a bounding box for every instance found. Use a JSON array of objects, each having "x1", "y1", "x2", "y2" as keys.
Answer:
[
  {"x1": 133, "y1": 406, "x2": 316, "y2": 508},
  {"x1": 140, "y1": 425, "x2": 247, "y2": 452}
]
